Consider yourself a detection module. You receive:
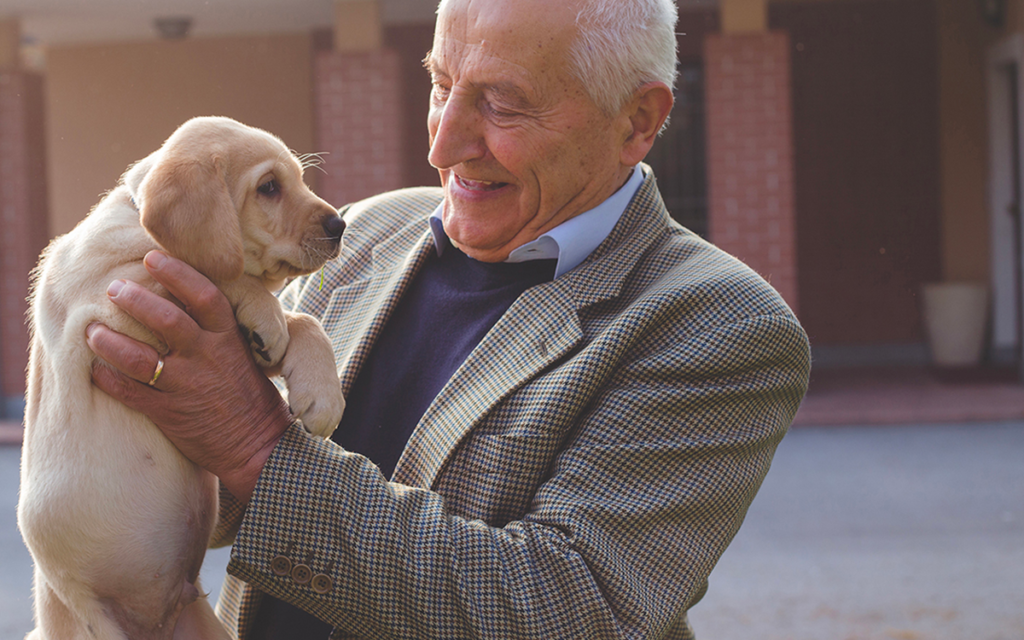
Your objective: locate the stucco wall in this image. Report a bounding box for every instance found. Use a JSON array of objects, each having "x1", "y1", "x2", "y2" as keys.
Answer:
[
  {"x1": 937, "y1": 0, "x2": 1003, "y2": 283},
  {"x1": 45, "y1": 33, "x2": 317, "y2": 236}
]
